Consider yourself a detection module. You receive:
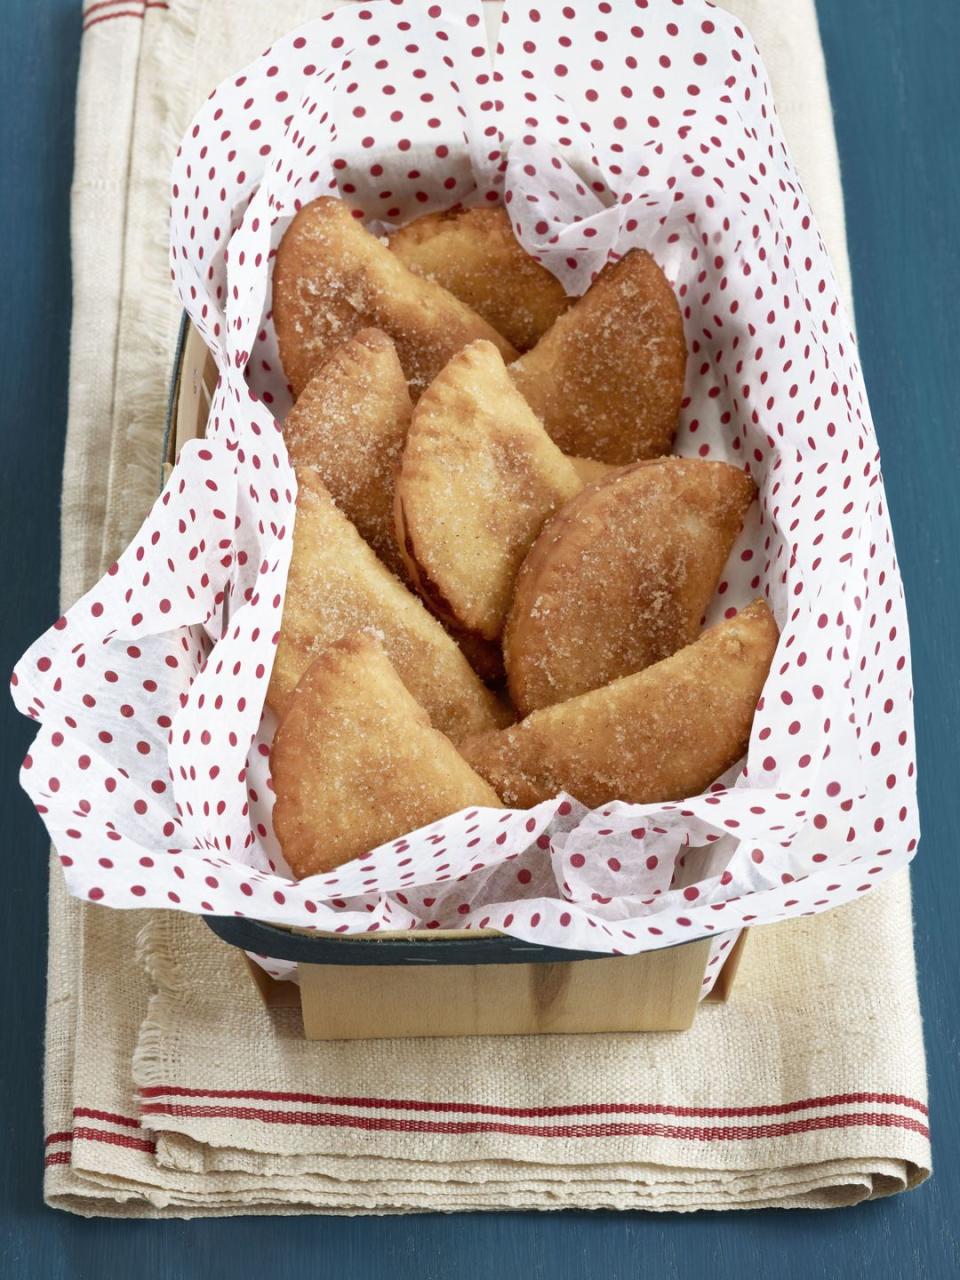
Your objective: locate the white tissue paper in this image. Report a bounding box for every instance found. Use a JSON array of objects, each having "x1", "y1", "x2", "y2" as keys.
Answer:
[{"x1": 13, "y1": 0, "x2": 918, "y2": 995}]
